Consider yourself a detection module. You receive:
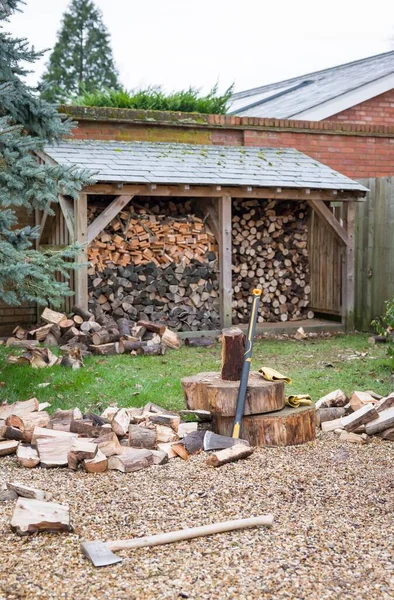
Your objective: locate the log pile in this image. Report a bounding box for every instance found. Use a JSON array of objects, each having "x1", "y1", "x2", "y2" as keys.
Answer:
[
  {"x1": 86, "y1": 198, "x2": 220, "y2": 331},
  {"x1": 8, "y1": 307, "x2": 181, "y2": 359},
  {"x1": 232, "y1": 199, "x2": 312, "y2": 324},
  {"x1": 316, "y1": 389, "x2": 394, "y2": 443}
]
